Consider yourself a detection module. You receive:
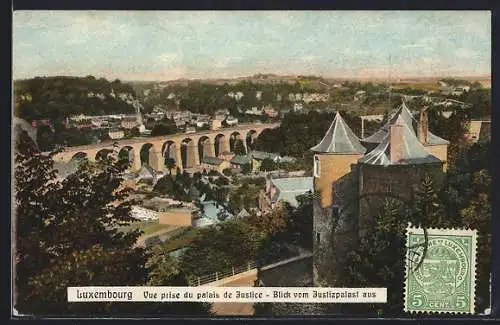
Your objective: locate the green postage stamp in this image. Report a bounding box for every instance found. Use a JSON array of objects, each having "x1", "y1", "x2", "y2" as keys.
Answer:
[{"x1": 404, "y1": 225, "x2": 477, "y2": 314}]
